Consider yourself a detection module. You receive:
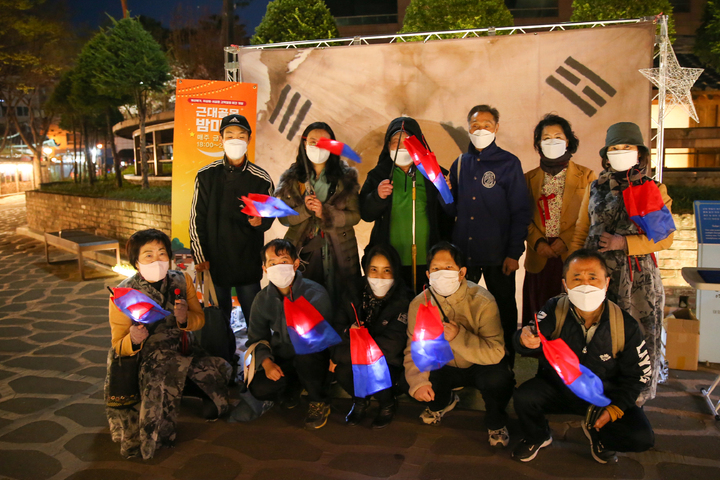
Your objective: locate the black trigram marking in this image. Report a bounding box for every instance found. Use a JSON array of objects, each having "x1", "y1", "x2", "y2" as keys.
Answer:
[
  {"x1": 546, "y1": 56, "x2": 617, "y2": 117},
  {"x1": 268, "y1": 84, "x2": 312, "y2": 141}
]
